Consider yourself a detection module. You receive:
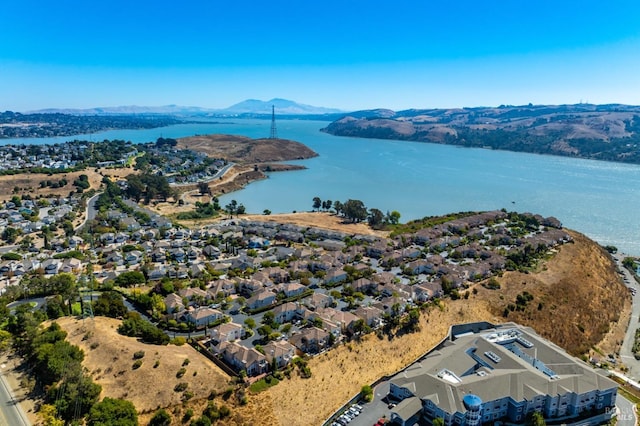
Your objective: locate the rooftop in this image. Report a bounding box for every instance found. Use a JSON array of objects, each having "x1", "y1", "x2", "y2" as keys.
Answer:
[{"x1": 389, "y1": 322, "x2": 617, "y2": 415}]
